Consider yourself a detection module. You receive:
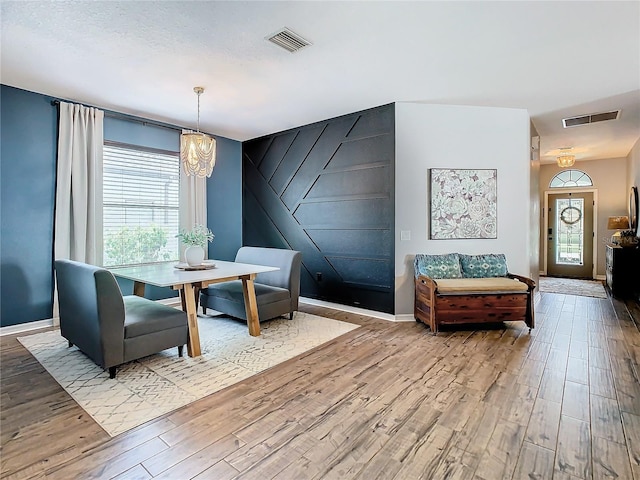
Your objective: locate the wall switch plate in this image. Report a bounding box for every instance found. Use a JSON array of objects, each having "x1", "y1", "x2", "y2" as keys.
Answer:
[{"x1": 401, "y1": 230, "x2": 411, "y2": 241}]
